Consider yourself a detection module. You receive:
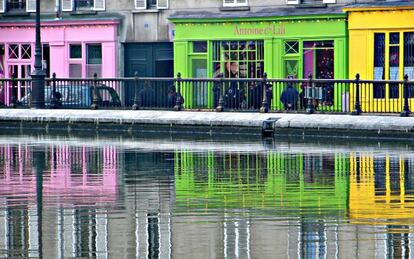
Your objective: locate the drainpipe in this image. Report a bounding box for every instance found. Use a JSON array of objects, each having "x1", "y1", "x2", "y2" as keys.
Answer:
[{"x1": 55, "y1": 0, "x2": 61, "y2": 20}]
